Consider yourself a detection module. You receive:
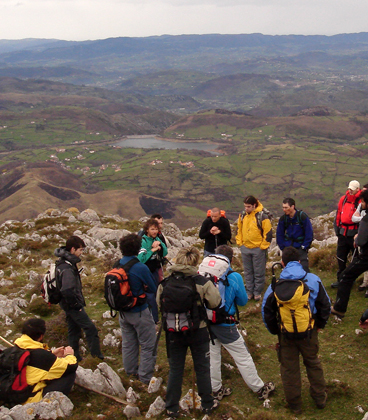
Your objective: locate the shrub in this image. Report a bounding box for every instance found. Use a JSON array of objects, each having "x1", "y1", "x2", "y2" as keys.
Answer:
[
  {"x1": 45, "y1": 312, "x2": 69, "y2": 347},
  {"x1": 309, "y1": 245, "x2": 338, "y2": 271},
  {"x1": 29, "y1": 297, "x2": 61, "y2": 317}
]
